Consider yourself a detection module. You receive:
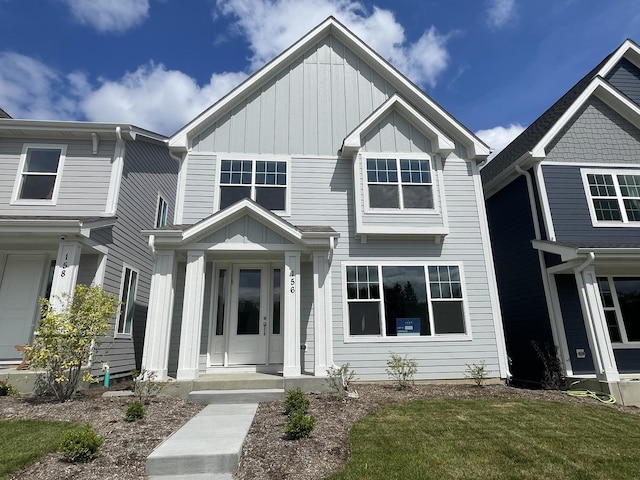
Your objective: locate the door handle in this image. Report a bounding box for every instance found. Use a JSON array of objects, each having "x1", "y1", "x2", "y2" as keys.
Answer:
[{"x1": 263, "y1": 319, "x2": 267, "y2": 336}]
